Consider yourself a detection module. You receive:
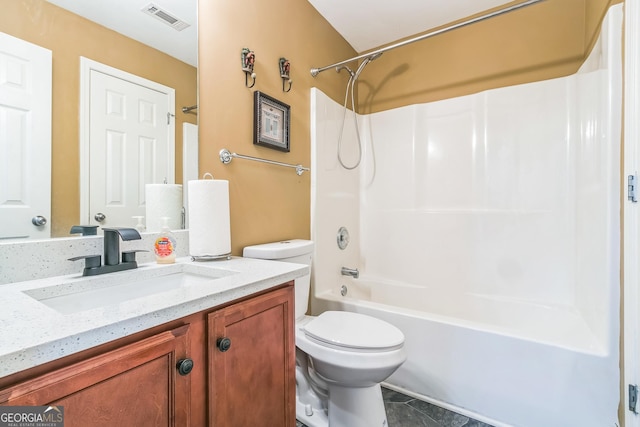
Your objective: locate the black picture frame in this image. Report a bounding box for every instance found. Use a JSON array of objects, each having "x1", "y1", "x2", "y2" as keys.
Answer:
[{"x1": 253, "y1": 91, "x2": 290, "y2": 152}]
